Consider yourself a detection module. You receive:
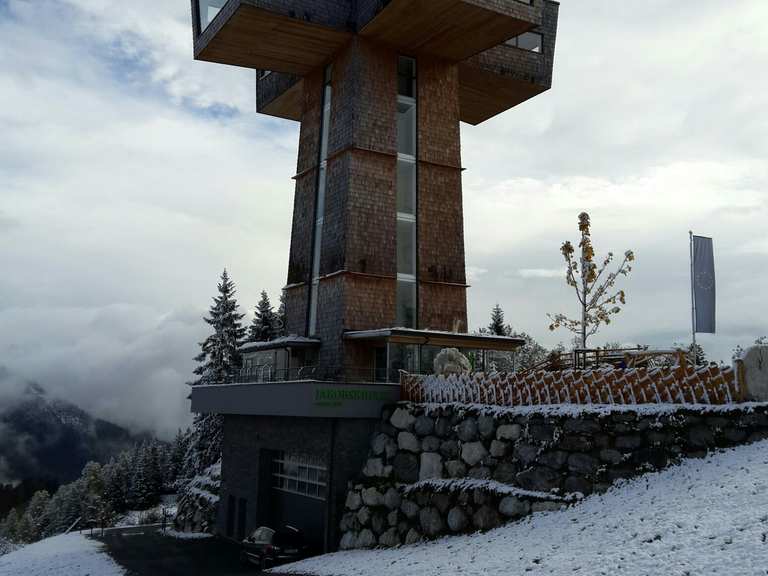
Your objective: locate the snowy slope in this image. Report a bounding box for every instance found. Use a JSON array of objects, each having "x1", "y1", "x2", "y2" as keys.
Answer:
[
  {"x1": 0, "y1": 532, "x2": 124, "y2": 576},
  {"x1": 280, "y1": 441, "x2": 768, "y2": 576}
]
